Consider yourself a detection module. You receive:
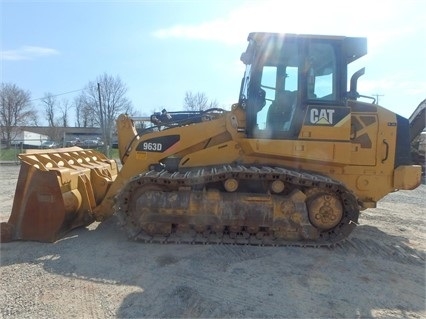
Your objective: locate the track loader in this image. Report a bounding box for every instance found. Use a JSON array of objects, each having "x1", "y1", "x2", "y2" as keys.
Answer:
[{"x1": 1, "y1": 33, "x2": 422, "y2": 246}]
